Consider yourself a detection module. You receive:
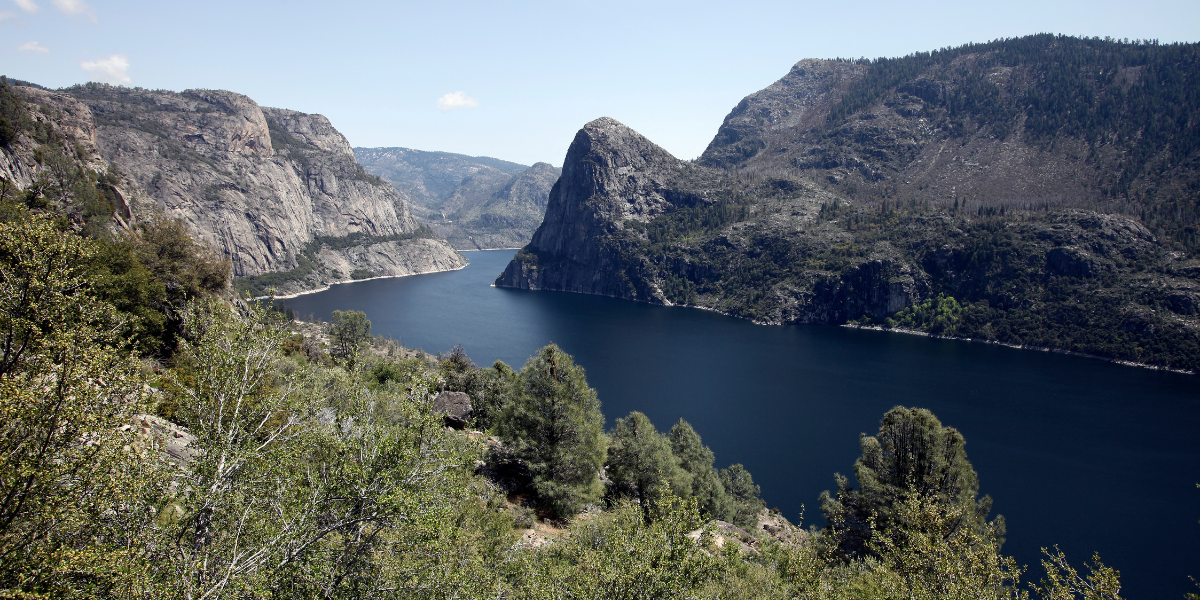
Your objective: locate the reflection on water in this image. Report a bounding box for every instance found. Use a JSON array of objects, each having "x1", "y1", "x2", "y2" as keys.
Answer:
[{"x1": 281, "y1": 249, "x2": 1200, "y2": 599}]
